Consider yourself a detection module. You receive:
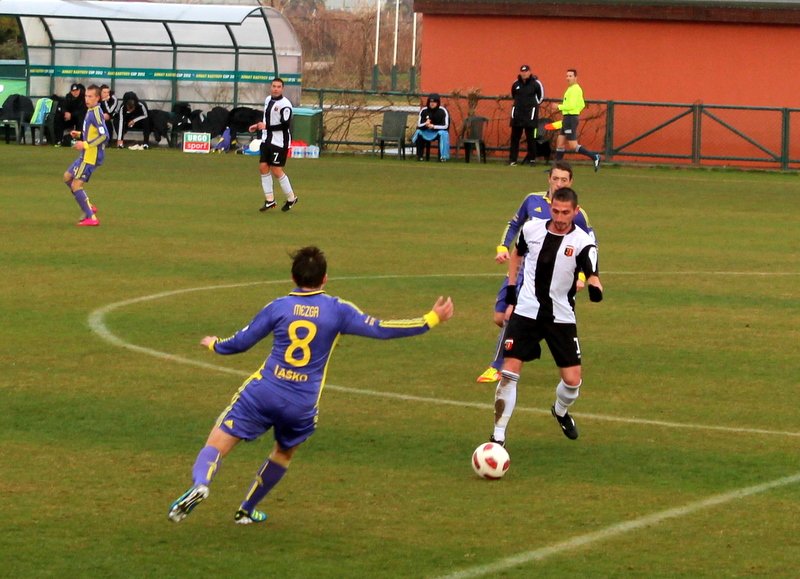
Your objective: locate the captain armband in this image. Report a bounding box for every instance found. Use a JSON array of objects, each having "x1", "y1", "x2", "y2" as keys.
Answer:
[{"x1": 504, "y1": 285, "x2": 517, "y2": 306}]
